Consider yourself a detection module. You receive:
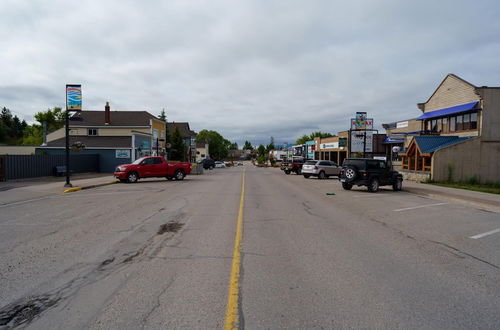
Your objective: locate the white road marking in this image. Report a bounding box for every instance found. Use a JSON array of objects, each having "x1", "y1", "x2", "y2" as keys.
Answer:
[
  {"x1": 470, "y1": 228, "x2": 500, "y2": 240},
  {"x1": 393, "y1": 202, "x2": 448, "y2": 212}
]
